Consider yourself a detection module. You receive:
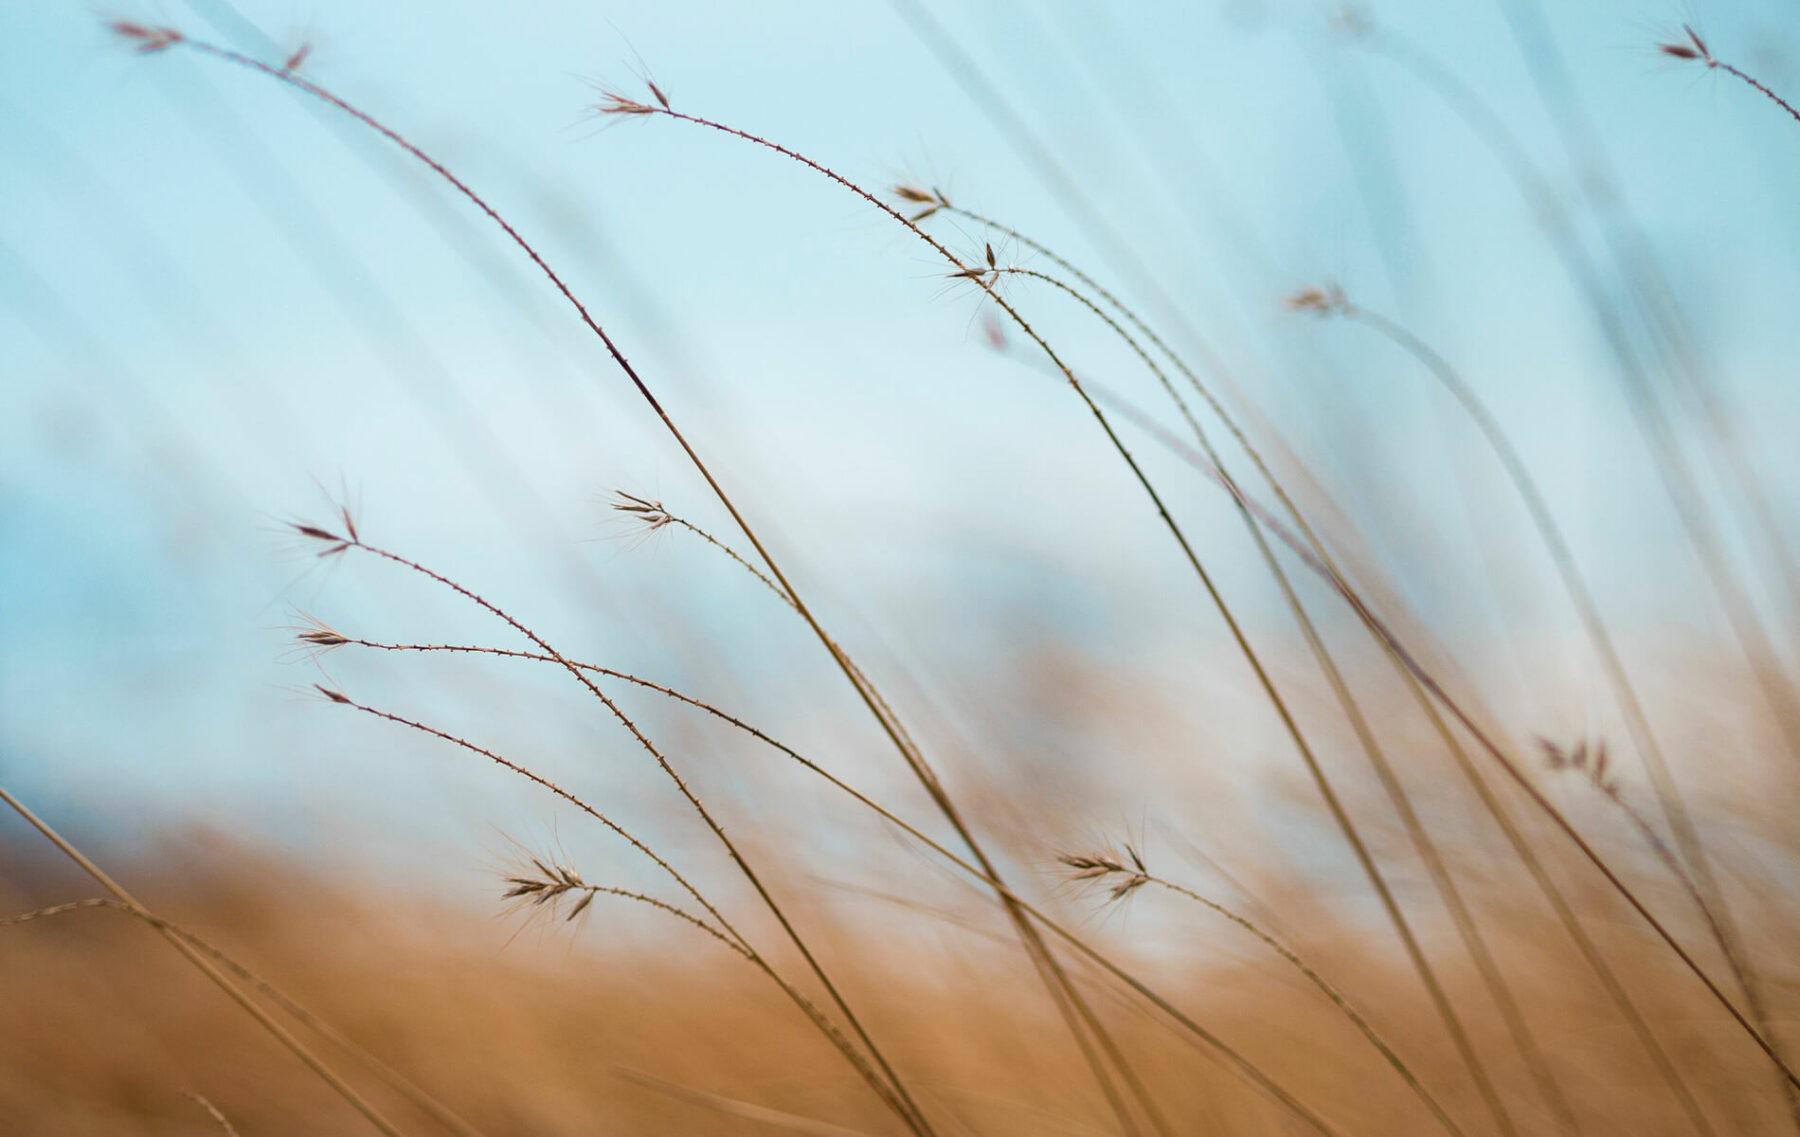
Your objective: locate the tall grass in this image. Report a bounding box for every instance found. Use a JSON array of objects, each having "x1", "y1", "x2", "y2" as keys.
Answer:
[{"x1": 5, "y1": 11, "x2": 1800, "y2": 1136}]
